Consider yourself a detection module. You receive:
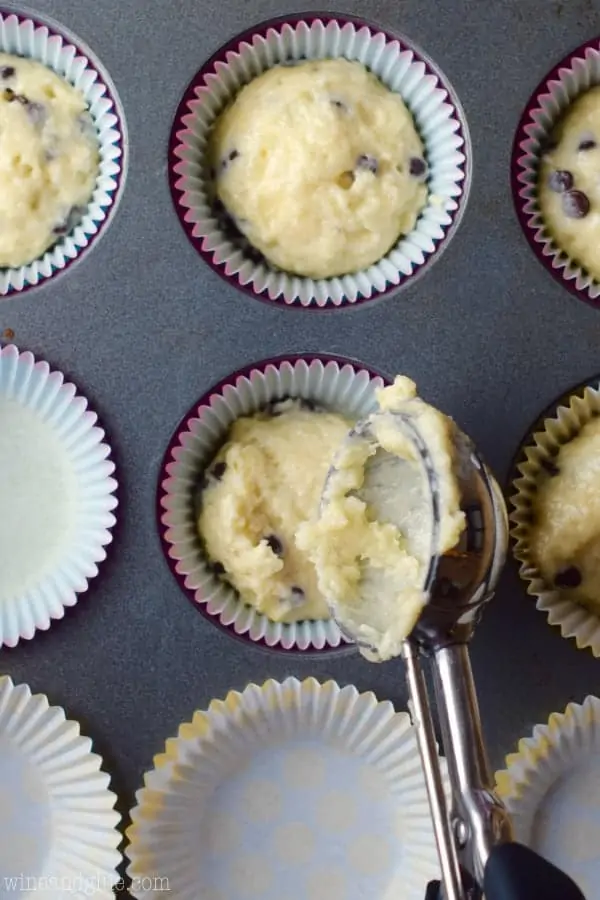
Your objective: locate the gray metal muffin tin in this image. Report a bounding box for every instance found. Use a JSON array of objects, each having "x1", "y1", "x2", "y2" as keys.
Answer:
[{"x1": 2, "y1": 0, "x2": 600, "y2": 833}]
